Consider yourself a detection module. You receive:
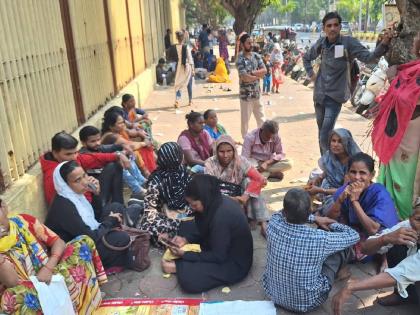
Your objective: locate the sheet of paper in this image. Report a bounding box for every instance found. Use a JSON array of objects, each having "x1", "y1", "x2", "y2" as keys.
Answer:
[
  {"x1": 199, "y1": 300, "x2": 276, "y2": 315},
  {"x1": 334, "y1": 45, "x2": 344, "y2": 58}
]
